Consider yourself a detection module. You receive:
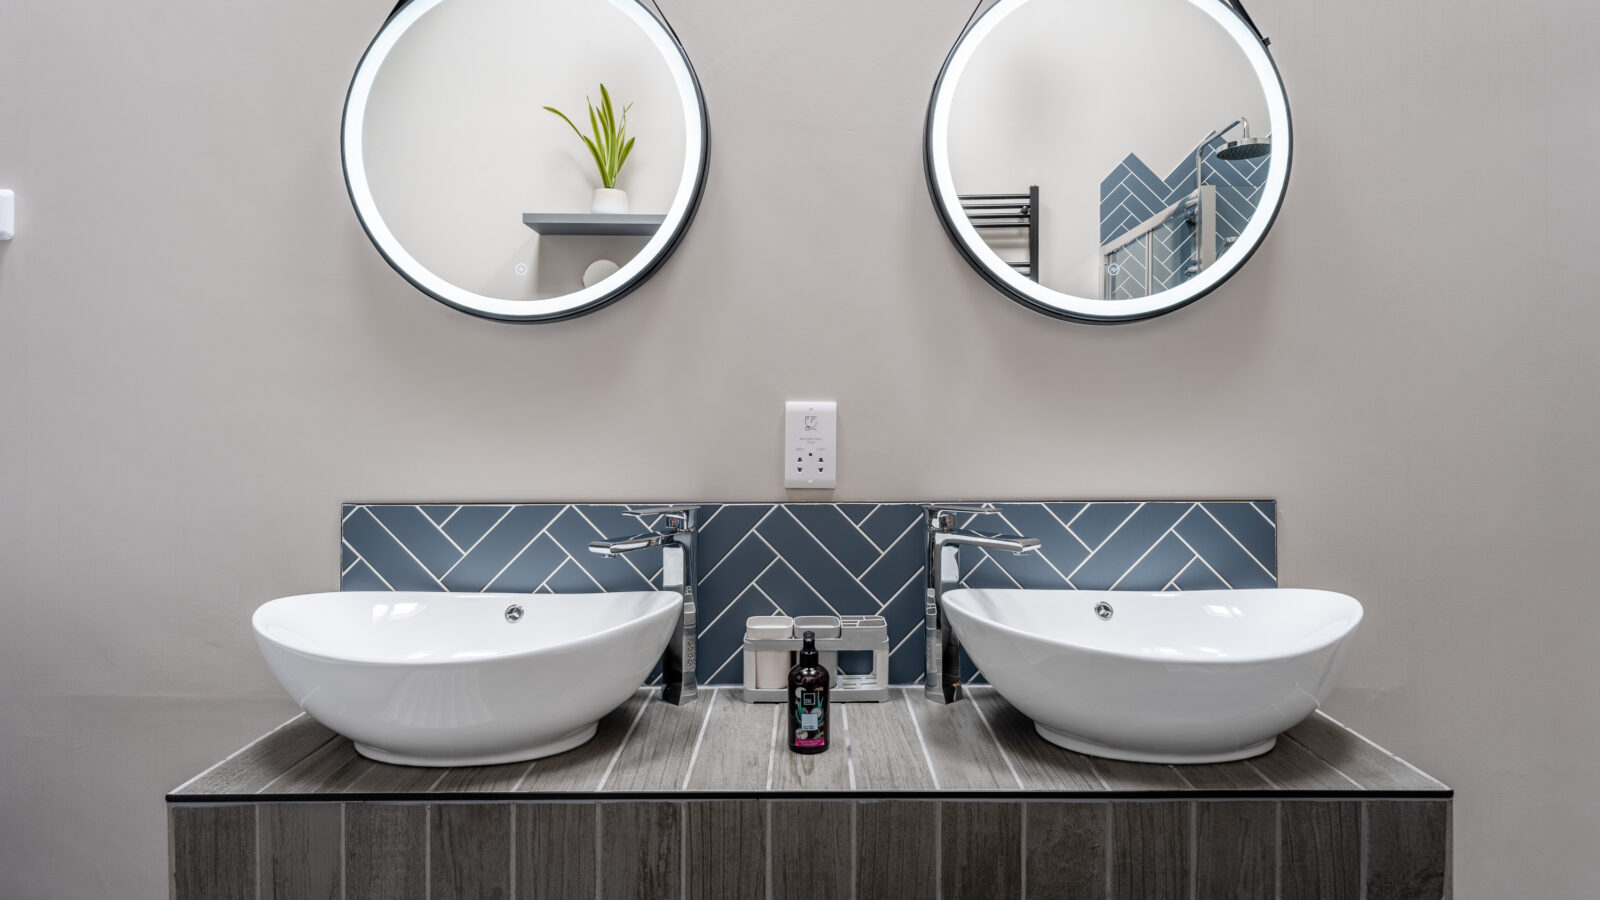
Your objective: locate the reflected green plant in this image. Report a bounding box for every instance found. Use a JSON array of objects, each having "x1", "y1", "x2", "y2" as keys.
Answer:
[{"x1": 544, "y1": 84, "x2": 635, "y2": 190}]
